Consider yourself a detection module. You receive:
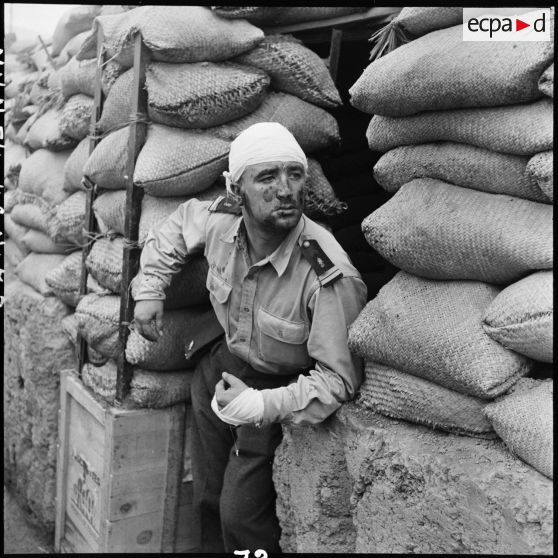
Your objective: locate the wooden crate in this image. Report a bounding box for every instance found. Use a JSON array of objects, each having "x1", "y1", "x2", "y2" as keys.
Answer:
[{"x1": 55, "y1": 370, "x2": 186, "y2": 553}]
